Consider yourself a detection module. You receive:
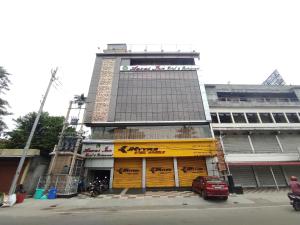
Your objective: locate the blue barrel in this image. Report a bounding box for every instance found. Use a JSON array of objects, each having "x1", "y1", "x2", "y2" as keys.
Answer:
[
  {"x1": 34, "y1": 188, "x2": 44, "y2": 199},
  {"x1": 47, "y1": 188, "x2": 57, "y2": 199}
]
